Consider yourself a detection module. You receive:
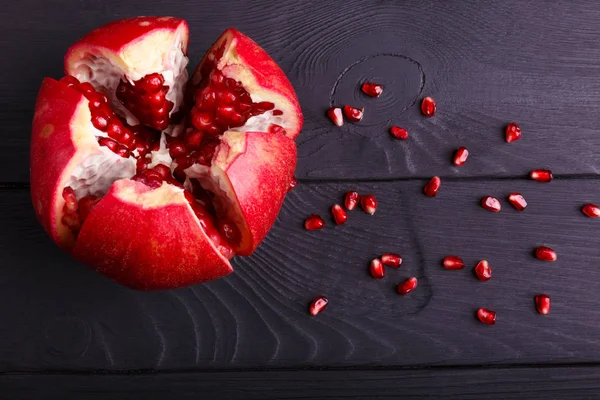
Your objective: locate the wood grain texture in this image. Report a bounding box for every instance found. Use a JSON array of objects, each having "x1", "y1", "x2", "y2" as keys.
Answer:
[
  {"x1": 3, "y1": 366, "x2": 600, "y2": 399},
  {"x1": 2, "y1": 0, "x2": 600, "y2": 182}
]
